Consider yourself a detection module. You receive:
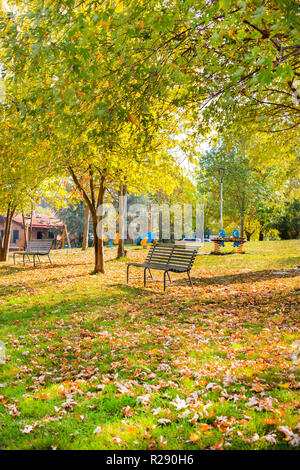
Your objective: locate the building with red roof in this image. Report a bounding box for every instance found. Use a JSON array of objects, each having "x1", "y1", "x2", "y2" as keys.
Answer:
[{"x1": 0, "y1": 211, "x2": 69, "y2": 250}]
